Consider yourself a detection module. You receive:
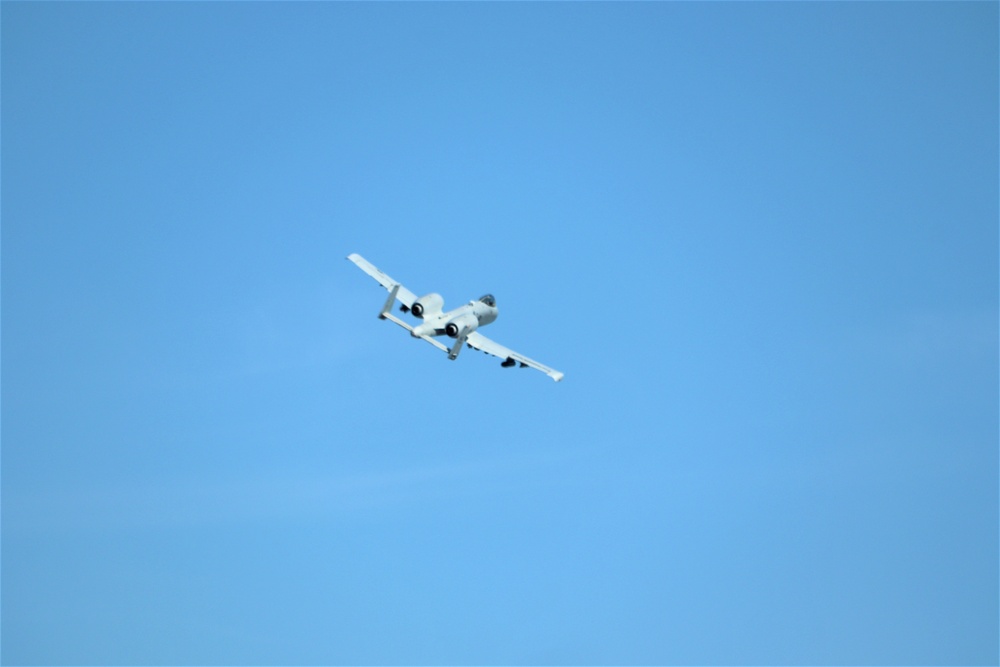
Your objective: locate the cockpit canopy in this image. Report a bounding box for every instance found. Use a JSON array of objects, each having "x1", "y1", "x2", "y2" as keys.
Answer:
[{"x1": 479, "y1": 294, "x2": 496, "y2": 307}]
